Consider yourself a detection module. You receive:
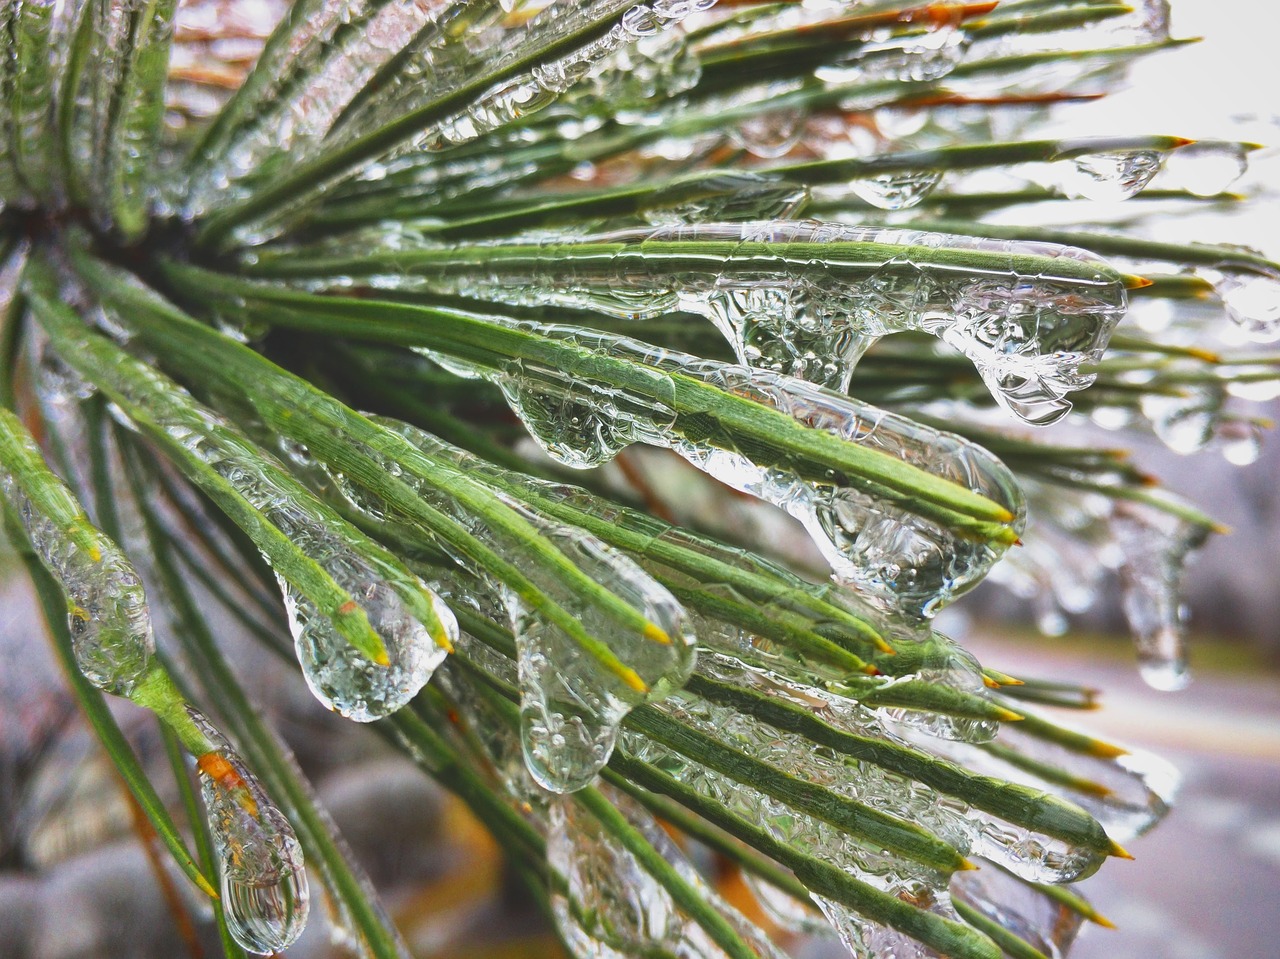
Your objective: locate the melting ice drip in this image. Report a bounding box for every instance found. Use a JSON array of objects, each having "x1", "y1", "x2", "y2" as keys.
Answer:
[
  {"x1": 988, "y1": 480, "x2": 1210, "y2": 690},
  {"x1": 190, "y1": 712, "x2": 310, "y2": 955},
  {"x1": 326, "y1": 416, "x2": 697, "y2": 793},
  {"x1": 410, "y1": 324, "x2": 1024, "y2": 618},
  {"x1": 356, "y1": 221, "x2": 1130, "y2": 425}
]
